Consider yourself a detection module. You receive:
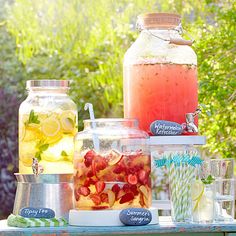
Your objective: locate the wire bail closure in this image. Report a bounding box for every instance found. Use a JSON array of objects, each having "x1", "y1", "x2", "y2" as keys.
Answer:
[{"x1": 136, "y1": 20, "x2": 195, "y2": 46}]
